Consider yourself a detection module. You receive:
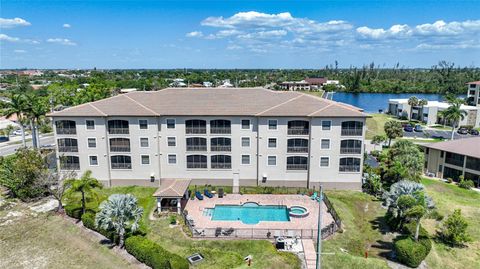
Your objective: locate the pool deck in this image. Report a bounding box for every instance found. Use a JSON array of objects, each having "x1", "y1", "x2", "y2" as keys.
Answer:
[{"x1": 184, "y1": 194, "x2": 334, "y2": 238}]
